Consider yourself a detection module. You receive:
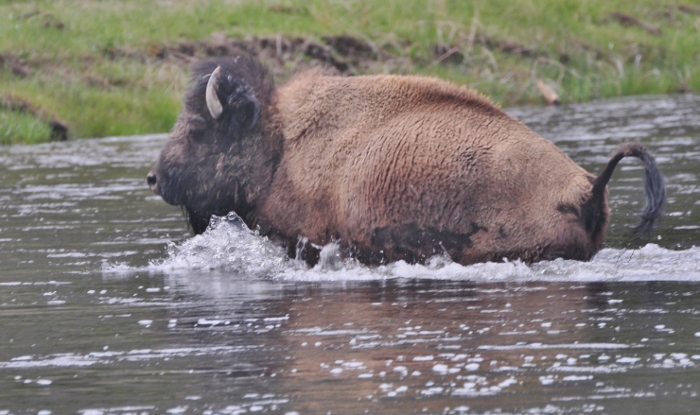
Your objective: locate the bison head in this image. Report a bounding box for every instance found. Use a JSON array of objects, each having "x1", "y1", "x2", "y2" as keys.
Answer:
[{"x1": 148, "y1": 56, "x2": 283, "y2": 234}]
